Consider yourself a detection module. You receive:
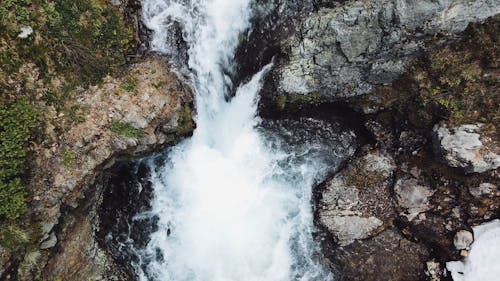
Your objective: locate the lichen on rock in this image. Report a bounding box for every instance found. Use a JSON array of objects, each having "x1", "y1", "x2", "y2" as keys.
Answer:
[{"x1": 433, "y1": 123, "x2": 500, "y2": 173}]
